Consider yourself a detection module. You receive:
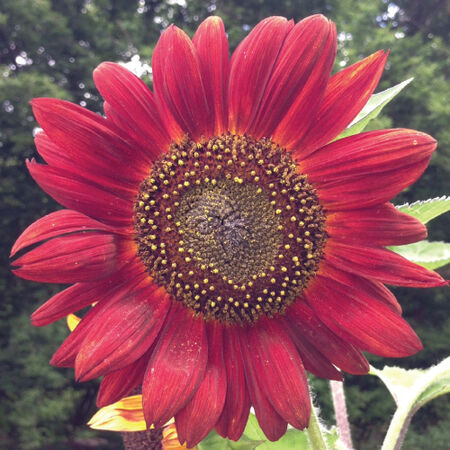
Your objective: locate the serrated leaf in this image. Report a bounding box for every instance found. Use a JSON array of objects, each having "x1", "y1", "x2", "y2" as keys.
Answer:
[
  {"x1": 336, "y1": 78, "x2": 413, "y2": 139},
  {"x1": 242, "y1": 414, "x2": 309, "y2": 449},
  {"x1": 396, "y1": 196, "x2": 450, "y2": 224},
  {"x1": 197, "y1": 430, "x2": 263, "y2": 450},
  {"x1": 390, "y1": 240, "x2": 450, "y2": 269}
]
